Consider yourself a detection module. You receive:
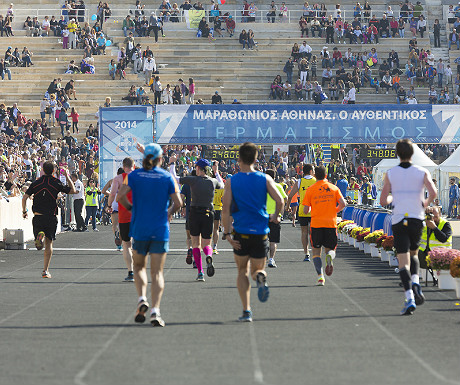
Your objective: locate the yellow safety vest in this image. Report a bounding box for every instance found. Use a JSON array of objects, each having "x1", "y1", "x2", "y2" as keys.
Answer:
[
  {"x1": 298, "y1": 176, "x2": 316, "y2": 217},
  {"x1": 213, "y1": 188, "x2": 224, "y2": 211},
  {"x1": 419, "y1": 218, "x2": 452, "y2": 251}
]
